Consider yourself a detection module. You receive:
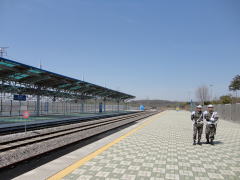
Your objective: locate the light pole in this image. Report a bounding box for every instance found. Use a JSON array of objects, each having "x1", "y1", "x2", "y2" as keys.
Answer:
[
  {"x1": 209, "y1": 84, "x2": 213, "y2": 102},
  {"x1": 0, "y1": 47, "x2": 9, "y2": 57},
  {"x1": 188, "y1": 91, "x2": 193, "y2": 112}
]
